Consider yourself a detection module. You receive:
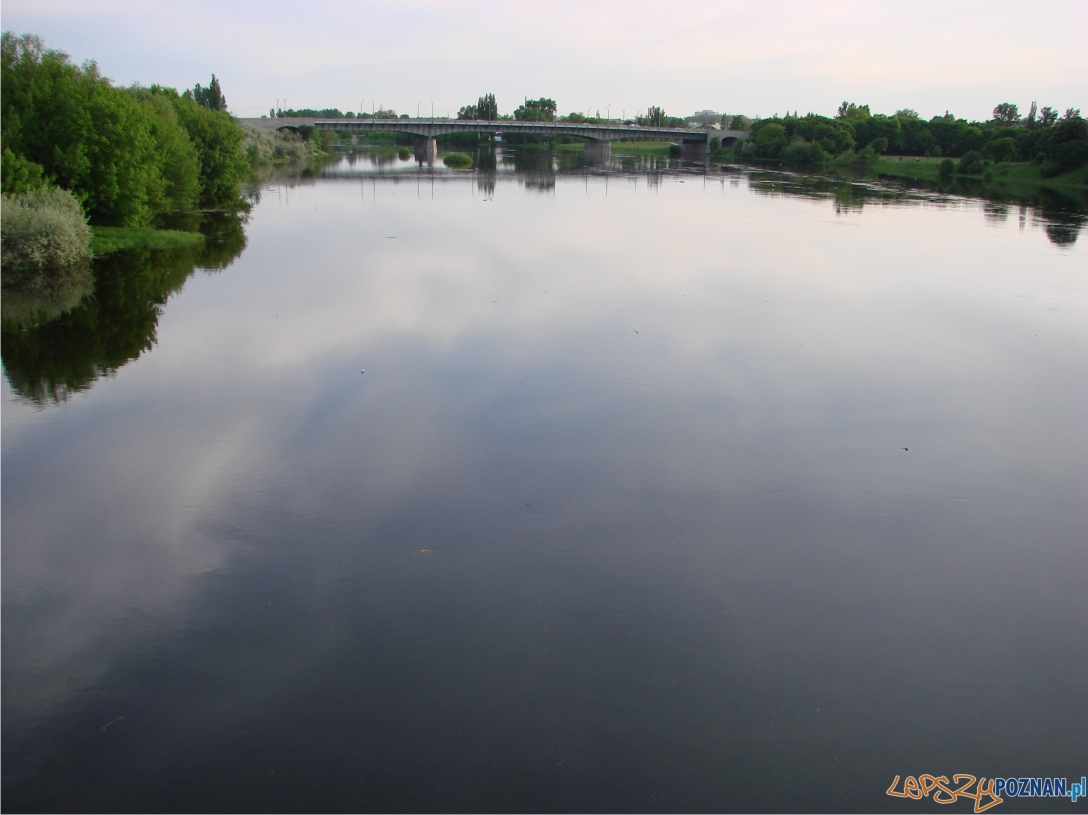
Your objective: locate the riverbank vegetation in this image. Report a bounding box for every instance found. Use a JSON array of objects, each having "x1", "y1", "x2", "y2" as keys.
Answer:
[
  {"x1": 443, "y1": 153, "x2": 474, "y2": 169},
  {"x1": 737, "y1": 102, "x2": 1087, "y2": 190},
  {"x1": 1, "y1": 186, "x2": 92, "y2": 270},
  {"x1": 2, "y1": 31, "x2": 251, "y2": 278}
]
